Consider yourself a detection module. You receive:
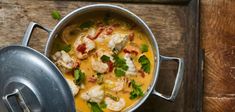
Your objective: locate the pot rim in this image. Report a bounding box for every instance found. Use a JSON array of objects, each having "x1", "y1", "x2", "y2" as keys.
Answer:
[{"x1": 45, "y1": 4, "x2": 160, "y2": 111}]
